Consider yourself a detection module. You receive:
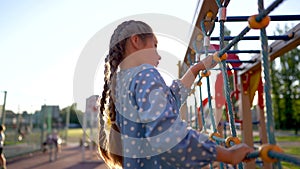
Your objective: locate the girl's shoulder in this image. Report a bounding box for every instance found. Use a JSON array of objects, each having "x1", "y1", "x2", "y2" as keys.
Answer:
[
  {"x1": 131, "y1": 64, "x2": 156, "y2": 73},
  {"x1": 117, "y1": 64, "x2": 166, "y2": 89},
  {"x1": 133, "y1": 64, "x2": 163, "y2": 79},
  {"x1": 119, "y1": 64, "x2": 159, "y2": 78}
]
